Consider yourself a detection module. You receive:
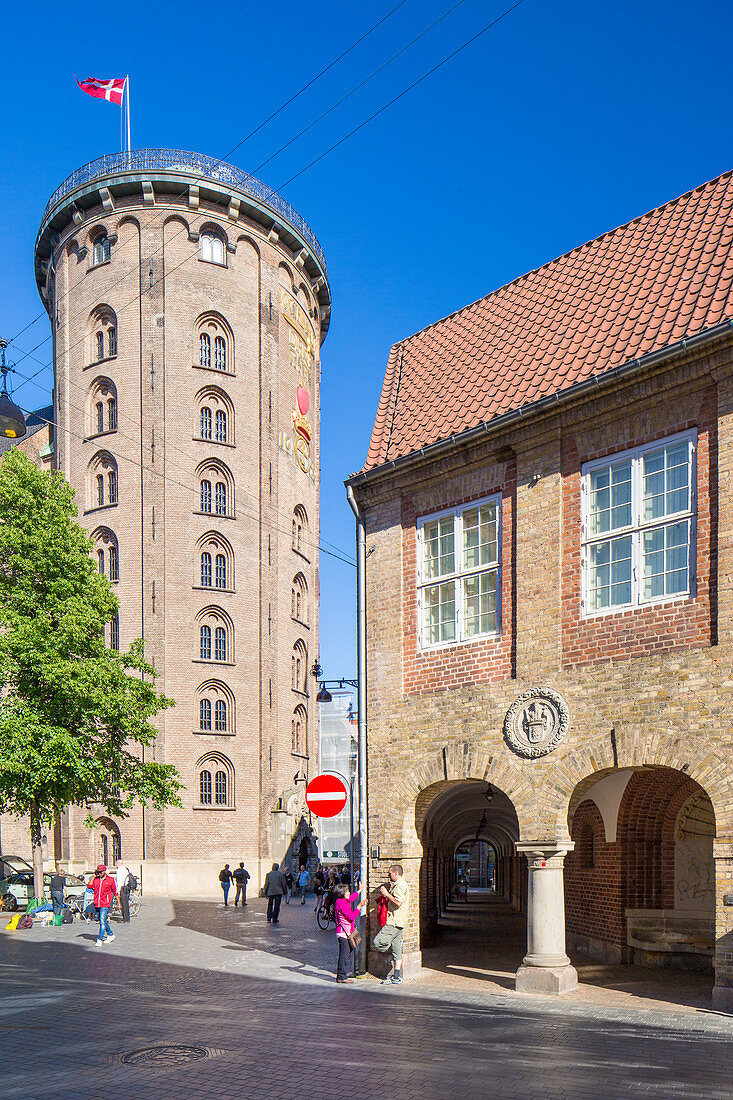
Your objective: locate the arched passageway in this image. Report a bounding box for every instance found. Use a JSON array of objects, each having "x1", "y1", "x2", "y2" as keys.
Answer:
[
  {"x1": 418, "y1": 780, "x2": 527, "y2": 981},
  {"x1": 565, "y1": 765, "x2": 715, "y2": 1003}
]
